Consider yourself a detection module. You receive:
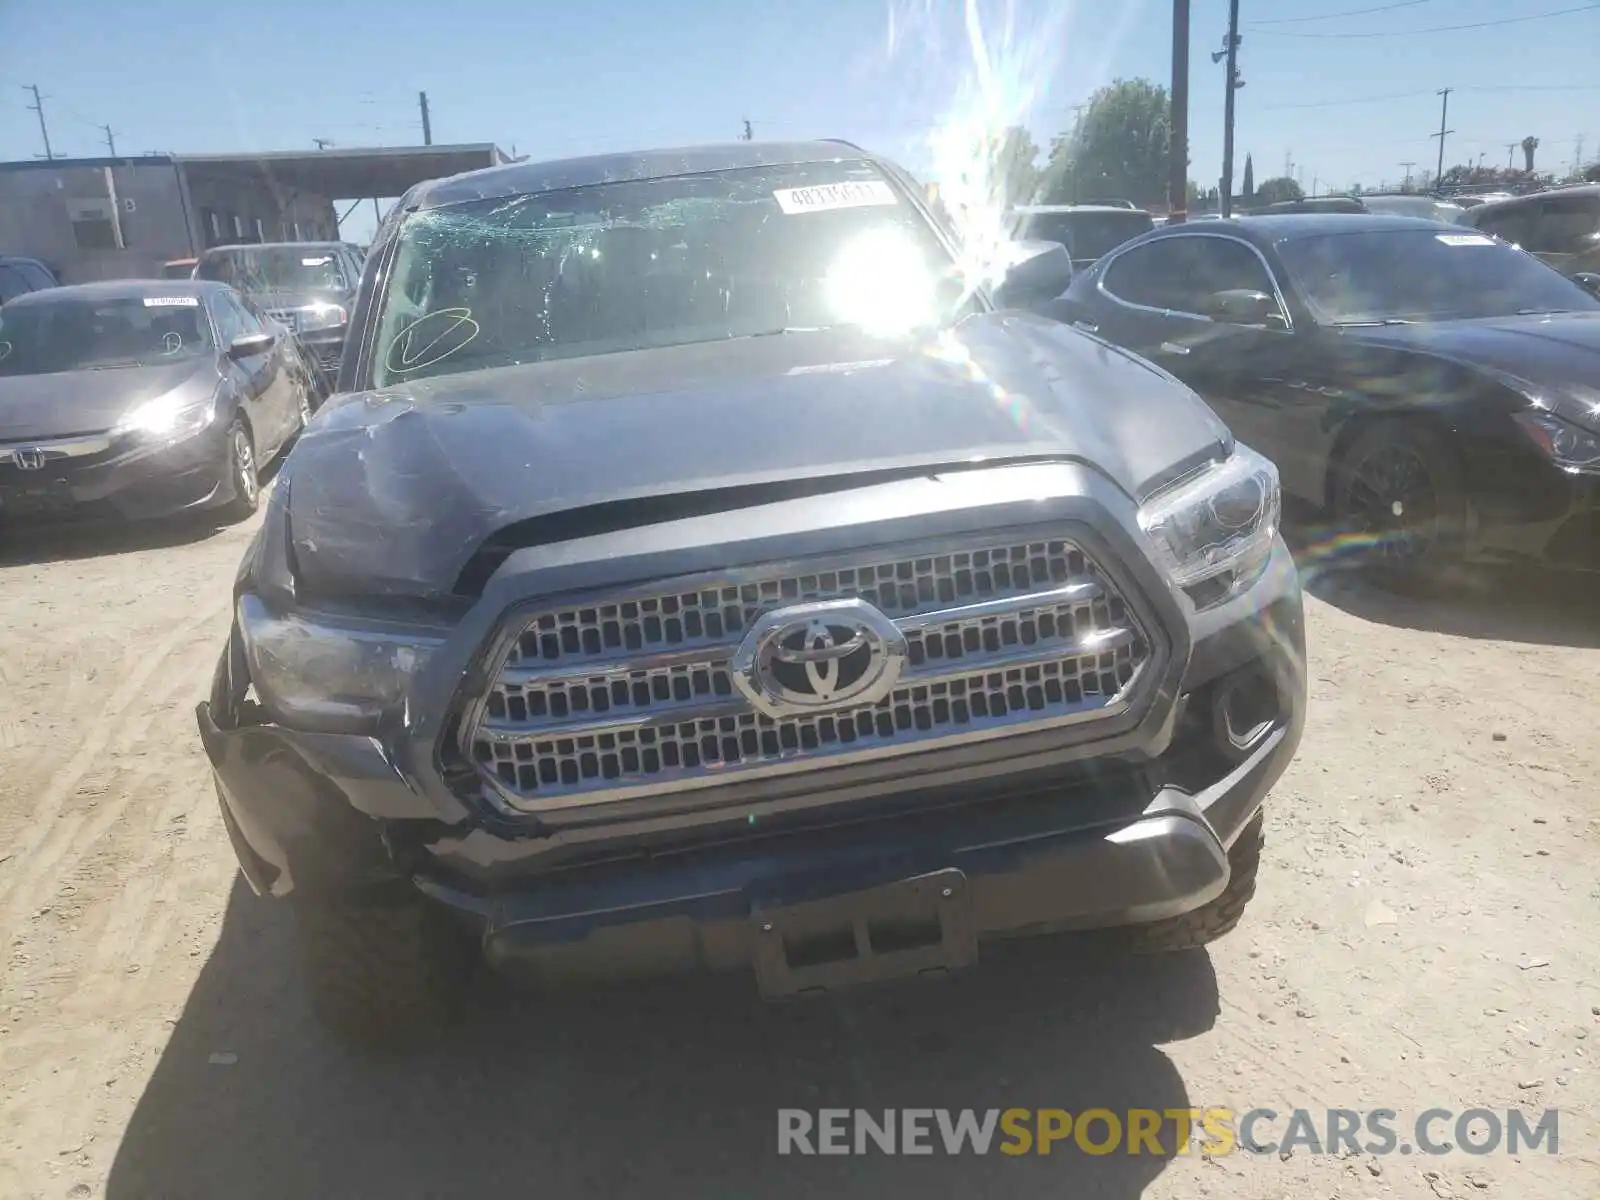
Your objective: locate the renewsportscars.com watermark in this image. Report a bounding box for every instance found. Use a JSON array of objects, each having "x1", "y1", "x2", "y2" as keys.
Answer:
[{"x1": 777, "y1": 1108, "x2": 1561, "y2": 1157}]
